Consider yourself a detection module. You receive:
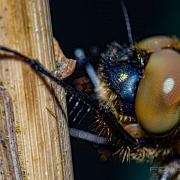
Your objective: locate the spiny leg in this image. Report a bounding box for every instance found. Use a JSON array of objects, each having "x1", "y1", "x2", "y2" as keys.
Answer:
[
  {"x1": 0, "y1": 44, "x2": 113, "y2": 145},
  {"x1": 0, "y1": 45, "x2": 64, "y2": 86}
]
